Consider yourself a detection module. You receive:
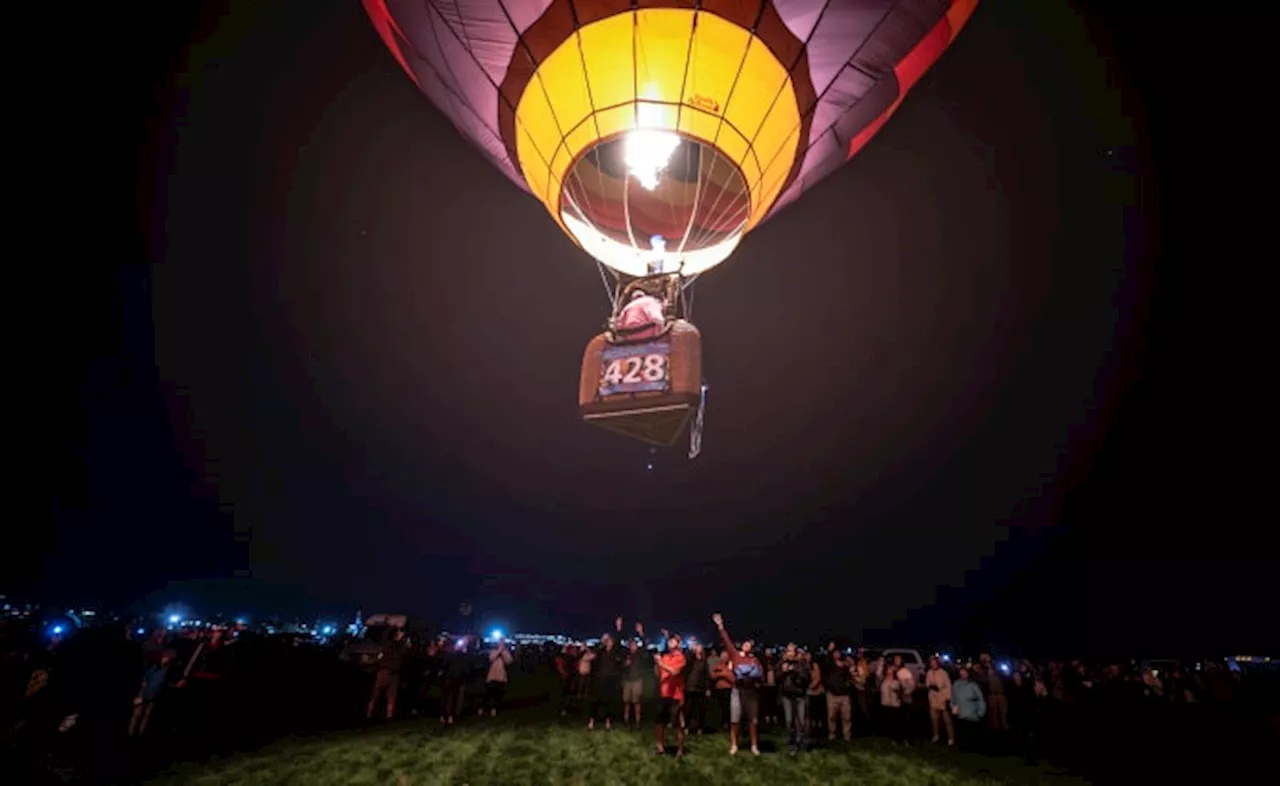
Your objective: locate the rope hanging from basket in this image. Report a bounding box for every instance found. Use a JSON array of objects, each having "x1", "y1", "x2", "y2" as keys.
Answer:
[{"x1": 689, "y1": 382, "x2": 707, "y2": 459}]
